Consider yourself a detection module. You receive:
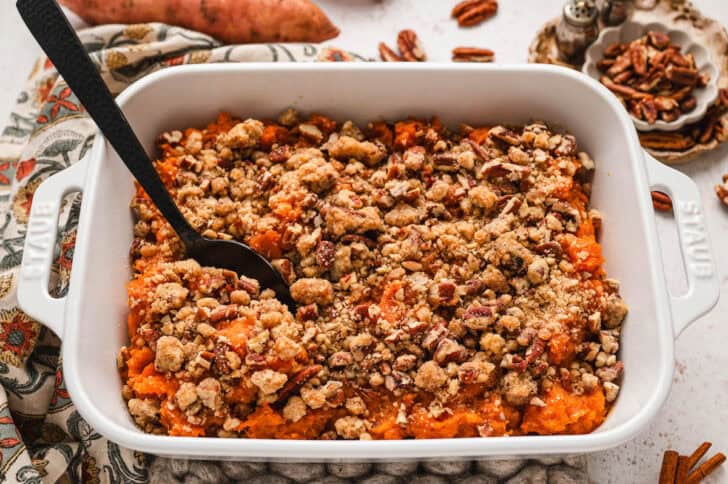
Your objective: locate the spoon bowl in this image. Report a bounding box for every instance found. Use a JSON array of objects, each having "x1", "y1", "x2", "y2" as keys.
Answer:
[{"x1": 188, "y1": 237, "x2": 293, "y2": 307}]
